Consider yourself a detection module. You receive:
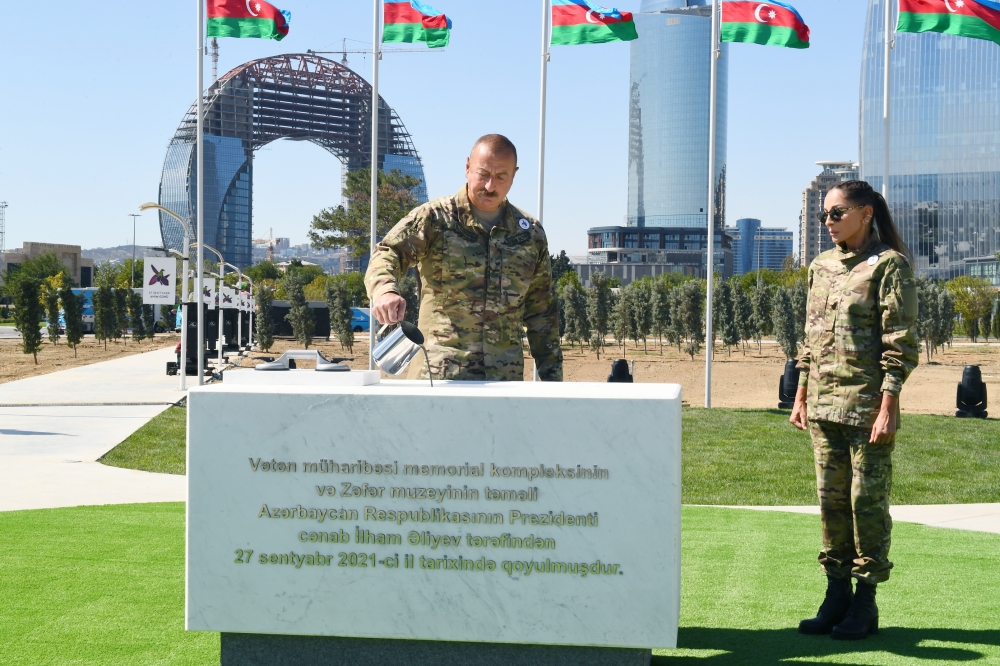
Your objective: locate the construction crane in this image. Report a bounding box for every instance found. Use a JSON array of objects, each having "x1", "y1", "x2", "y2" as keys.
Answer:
[{"x1": 306, "y1": 42, "x2": 441, "y2": 67}]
